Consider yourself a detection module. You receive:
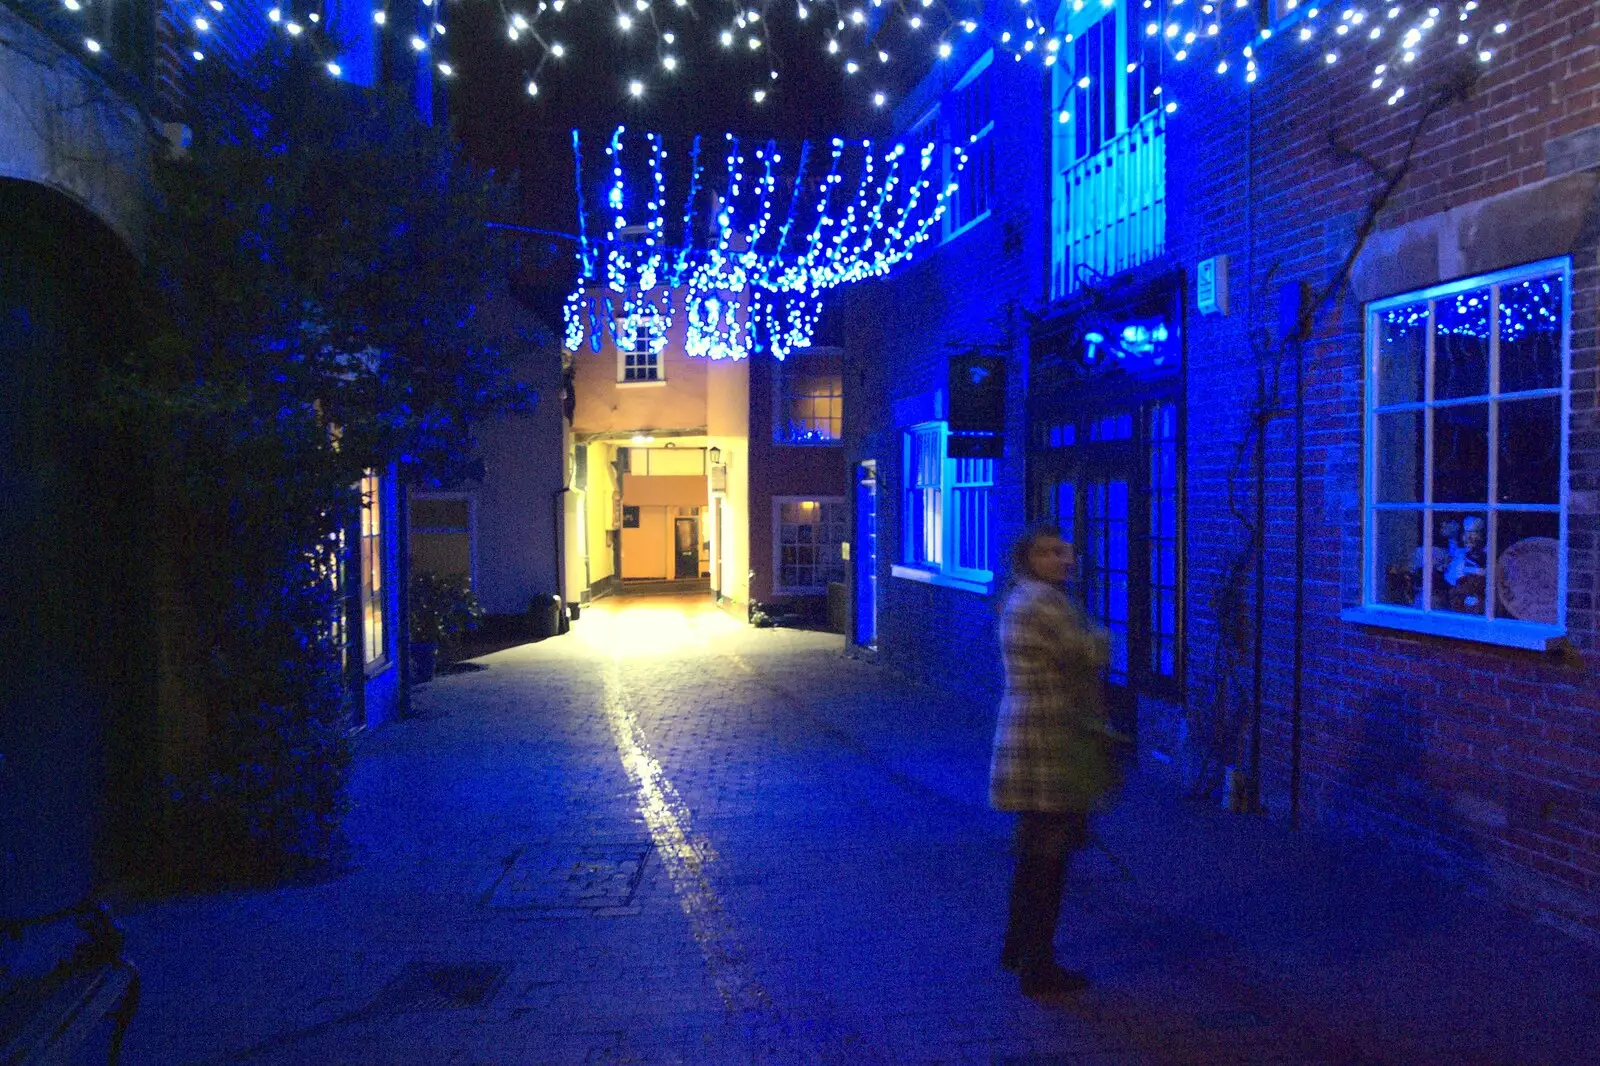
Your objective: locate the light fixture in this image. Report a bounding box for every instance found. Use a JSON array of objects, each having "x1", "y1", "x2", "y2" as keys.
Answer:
[{"x1": 708, "y1": 446, "x2": 722, "y2": 465}]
